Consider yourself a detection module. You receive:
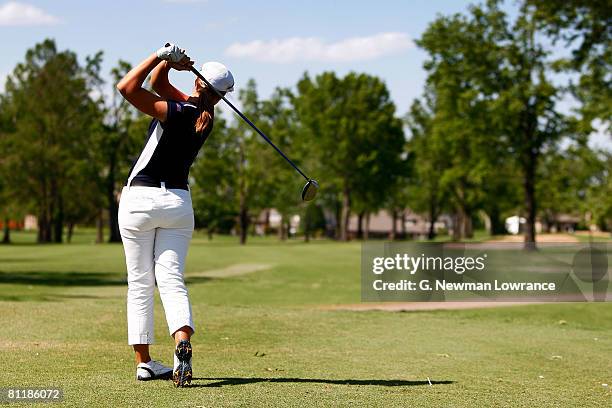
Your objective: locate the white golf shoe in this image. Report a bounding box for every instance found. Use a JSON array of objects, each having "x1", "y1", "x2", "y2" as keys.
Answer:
[{"x1": 136, "y1": 360, "x2": 173, "y2": 381}]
